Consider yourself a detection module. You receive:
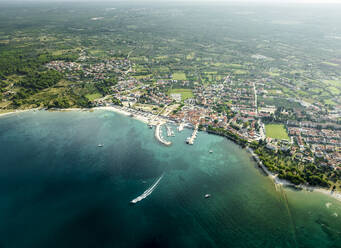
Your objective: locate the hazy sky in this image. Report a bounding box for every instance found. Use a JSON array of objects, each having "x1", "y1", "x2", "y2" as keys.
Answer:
[
  {"x1": 0, "y1": 0, "x2": 341, "y2": 2},
  {"x1": 0, "y1": 0, "x2": 341, "y2": 3}
]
